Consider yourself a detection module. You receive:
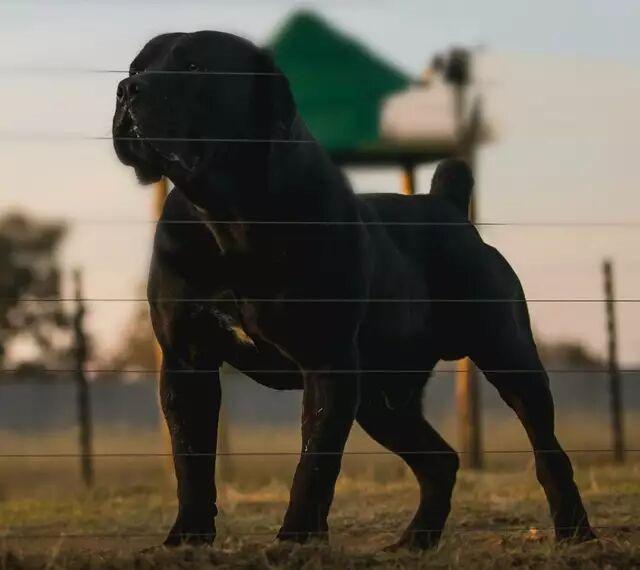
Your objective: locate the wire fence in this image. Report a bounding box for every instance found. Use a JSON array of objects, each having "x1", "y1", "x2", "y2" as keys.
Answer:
[
  {"x1": 2, "y1": 45, "x2": 638, "y2": 549},
  {"x1": 1, "y1": 367, "x2": 639, "y2": 374},
  {"x1": 0, "y1": 448, "x2": 639, "y2": 459},
  {"x1": 6, "y1": 297, "x2": 640, "y2": 303},
  {"x1": 33, "y1": 220, "x2": 640, "y2": 226},
  {"x1": 2, "y1": 525, "x2": 638, "y2": 540}
]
